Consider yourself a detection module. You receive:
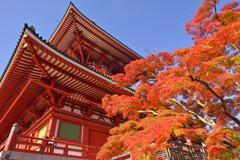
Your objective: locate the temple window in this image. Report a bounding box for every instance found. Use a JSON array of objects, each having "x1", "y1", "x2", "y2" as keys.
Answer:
[{"x1": 58, "y1": 121, "x2": 81, "y2": 141}]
